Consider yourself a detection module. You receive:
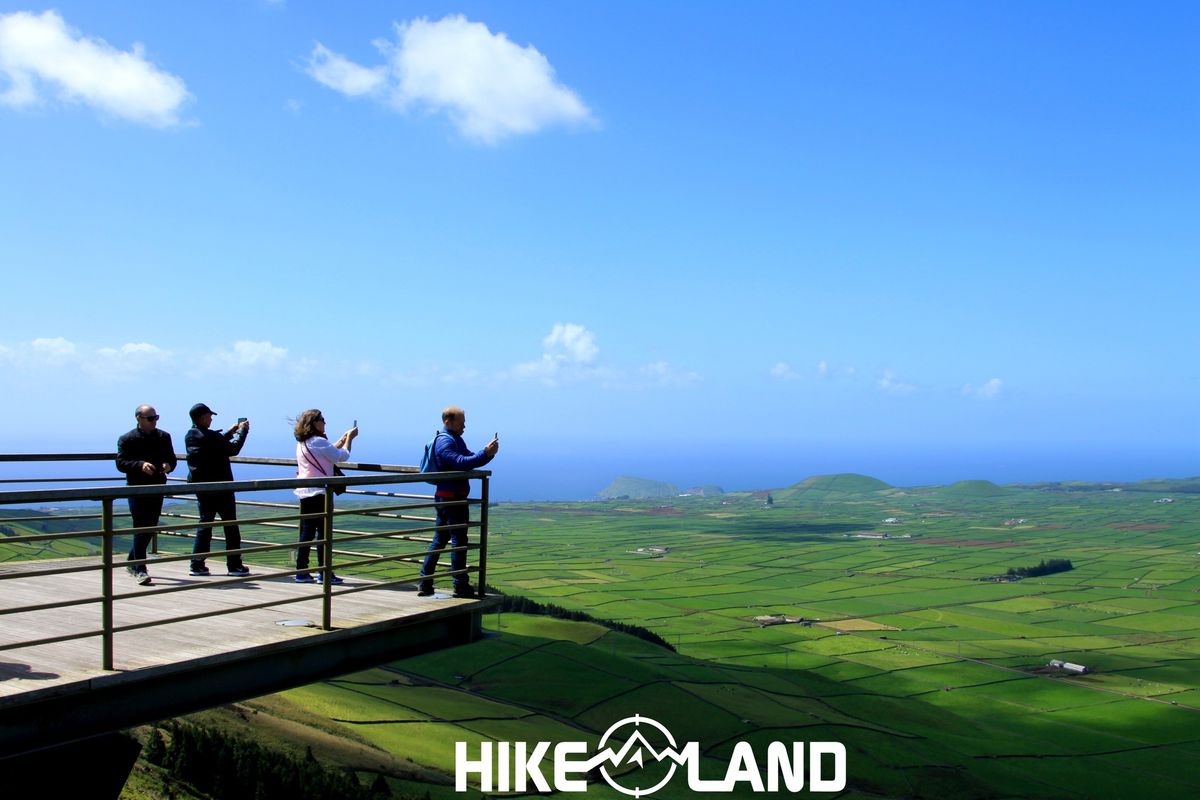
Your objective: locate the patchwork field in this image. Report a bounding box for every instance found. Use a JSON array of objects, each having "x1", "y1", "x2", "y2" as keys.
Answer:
[{"x1": 5, "y1": 475, "x2": 1200, "y2": 797}]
